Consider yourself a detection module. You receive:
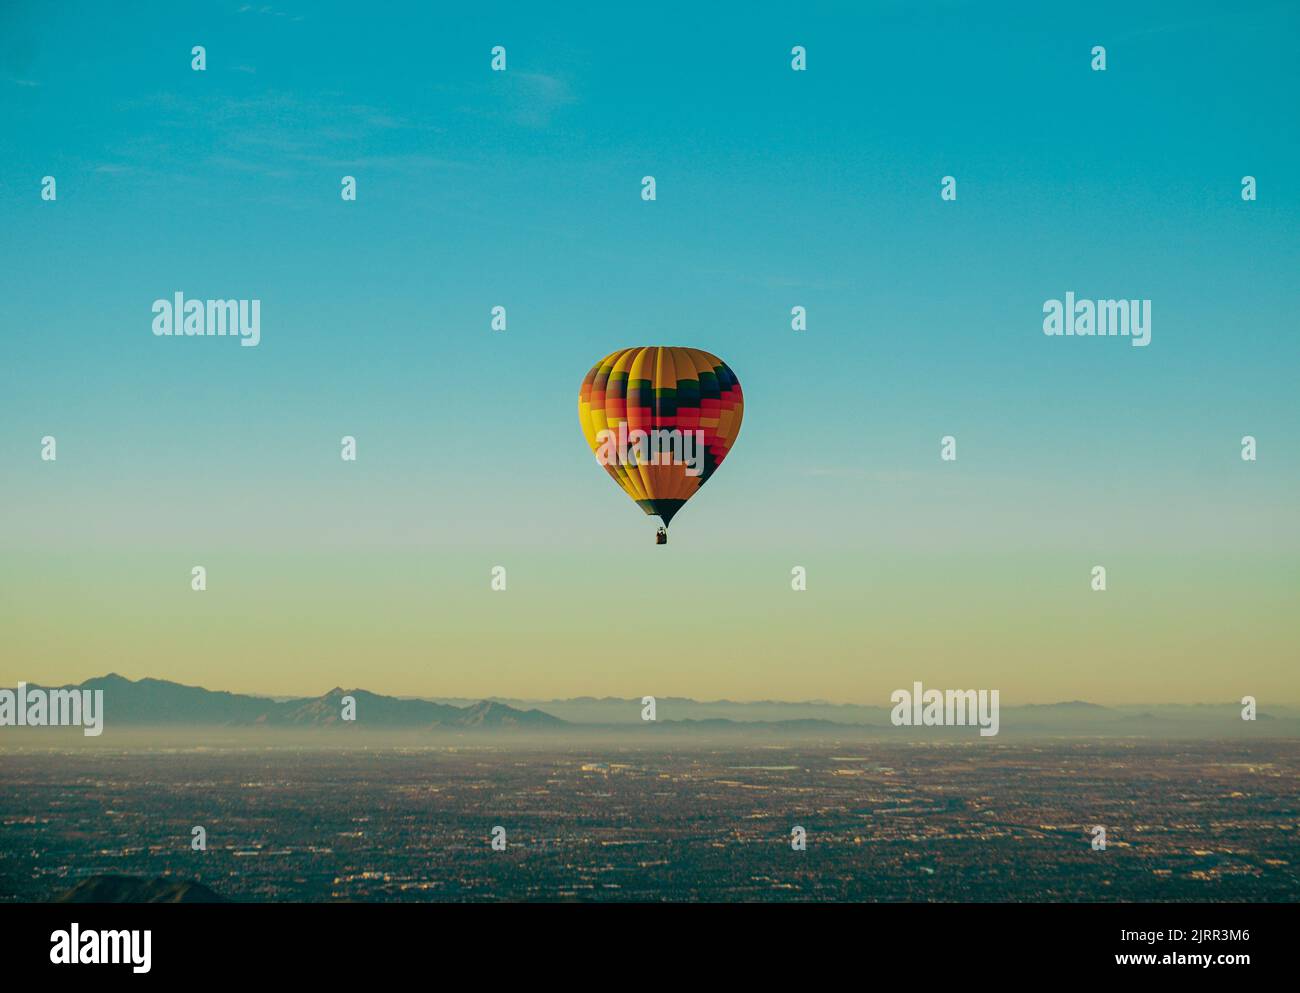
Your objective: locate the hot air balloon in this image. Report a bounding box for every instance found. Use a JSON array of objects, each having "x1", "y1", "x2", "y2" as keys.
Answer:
[{"x1": 578, "y1": 346, "x2": 743, "y2": 543}]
